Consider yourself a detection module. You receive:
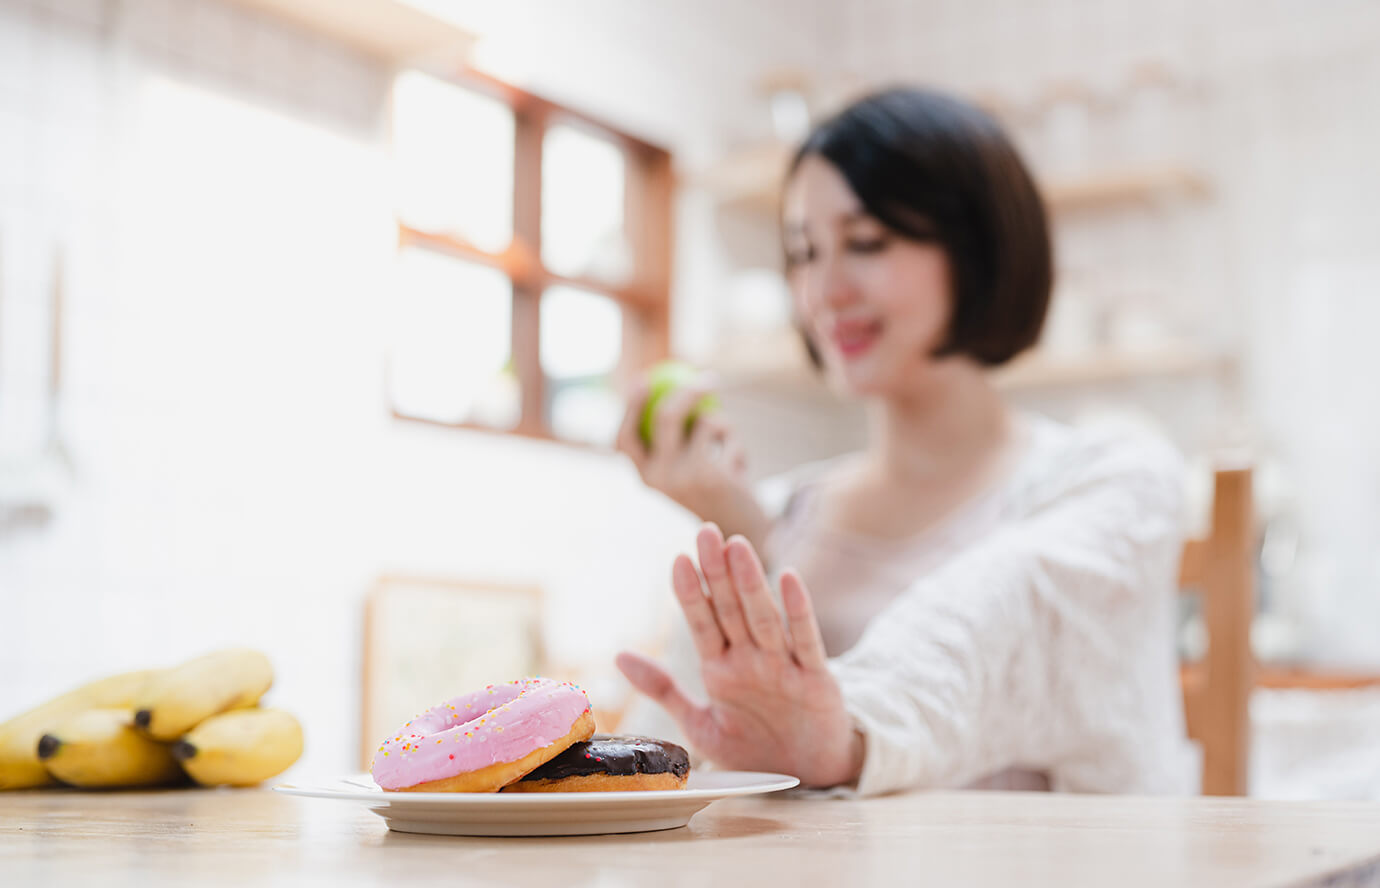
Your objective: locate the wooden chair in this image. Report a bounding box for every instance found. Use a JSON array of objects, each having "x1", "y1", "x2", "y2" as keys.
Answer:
[
  {"x1": 1179, "y1": 465, "x2": 1380, "y2": 796},
  {"x1": 1179, "y1": 465, "x2": 1255, "y2": 796}
]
